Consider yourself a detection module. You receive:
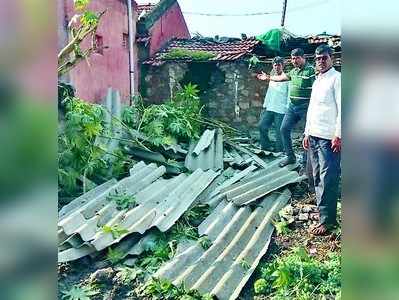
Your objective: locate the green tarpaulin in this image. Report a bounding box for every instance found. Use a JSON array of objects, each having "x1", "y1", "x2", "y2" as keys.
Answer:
[{"x1": 256, "y1": 29, "x2": 282, "y2": 52}]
